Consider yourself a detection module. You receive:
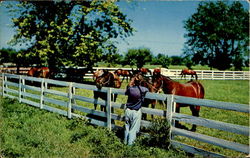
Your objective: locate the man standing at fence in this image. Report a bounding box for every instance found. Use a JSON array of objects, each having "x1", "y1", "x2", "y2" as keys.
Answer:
[{"x1": 124, "y1": 75, "x2": 148, "y2": 145}]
